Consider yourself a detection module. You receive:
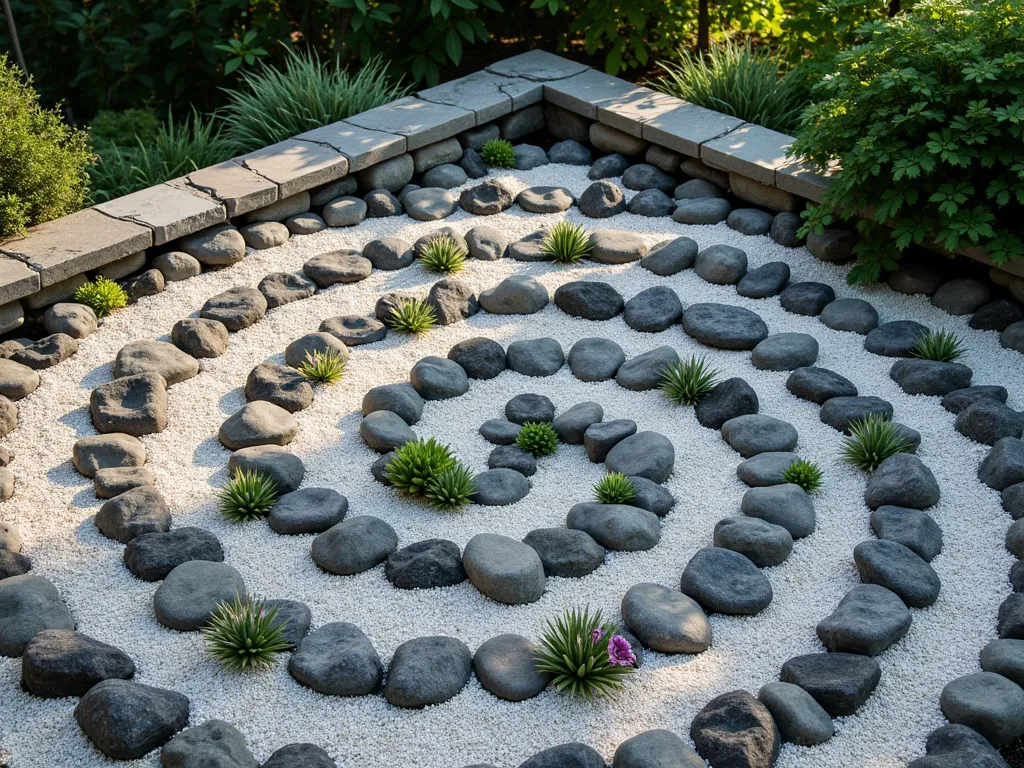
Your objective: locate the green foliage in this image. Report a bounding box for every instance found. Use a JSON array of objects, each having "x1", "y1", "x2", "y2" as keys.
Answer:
[
  {"x1": 534, "y1": 606, "x2": 636, "y2": 699},
  {"x1": 419, "y1": 235, "x2": 467, "y2": 274},
  {"x1": 386, "y1": 438, "x2": 457, "y2": 496},
  {"x1": 425, "y1": 463, "x2": 478, "y2": 512},
  {"x1": 214, "y1": 29, "x2": 270, "y2": 76},
  {"x1": 0, "y1": 55, "x2": 94, "y2": 239},
  {"x1": 73, "y1": 277, "x2": 128, "y2": 319},
  {"x1": 912, "y1": 329, "x2": 966, "y2": 363},
  {"x1": 480, "y1": 138, "x2": 516, "y2": 168},
  {"x1": 298, "y1": 349, "x2": 347, "y2": 385},
  {"x1": 655, "y1": 40, "x2": 807, "y2": 133},
  {"x1": 202, "y1": 595, "x2": 291, "y2": 671},
  {"x1": 659, "y1": 355, "x2": 719, "y2": 406},
  {"x1": 89, "y1": 109, "x2": 236, "y2": 203},
  {"x1": 594, "y1": 472, "x2": 636, "y2": 505},
  {"x1": 782, "y1": 459, "x2": 823, "y2": 495},
  {"x1": 542, "y1": 221, "x2": 592, "y2": 264},
  {"x1": 792, "y1": 0, "x2": 1024, "y2": 283},
  {"x1": 218, "y1": 470, "x2": 279, "y2": 521},
  {"x1": 89, "y1": 110, "x2": 162, "y2": 148},
  {"x1": 389, "y1": 298, "x2": 437, "y2": 335},
  {"x1": 516, "y1": 422, "x2": 558, "y2": 458},
  {"x1": 221, "y1": 51, "x2": 409, "y2": 151},
  {"x1": 841, "y1": 414, "x2": 912, "y2": 473}
]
